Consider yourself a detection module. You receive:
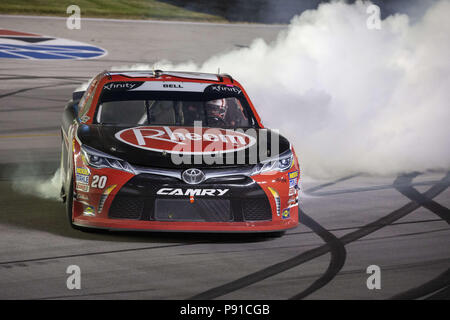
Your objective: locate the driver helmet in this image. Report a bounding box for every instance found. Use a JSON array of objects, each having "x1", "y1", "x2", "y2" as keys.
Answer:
[{"x1": 206, "y1": 99, "x2": 227, "y2": 119}]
